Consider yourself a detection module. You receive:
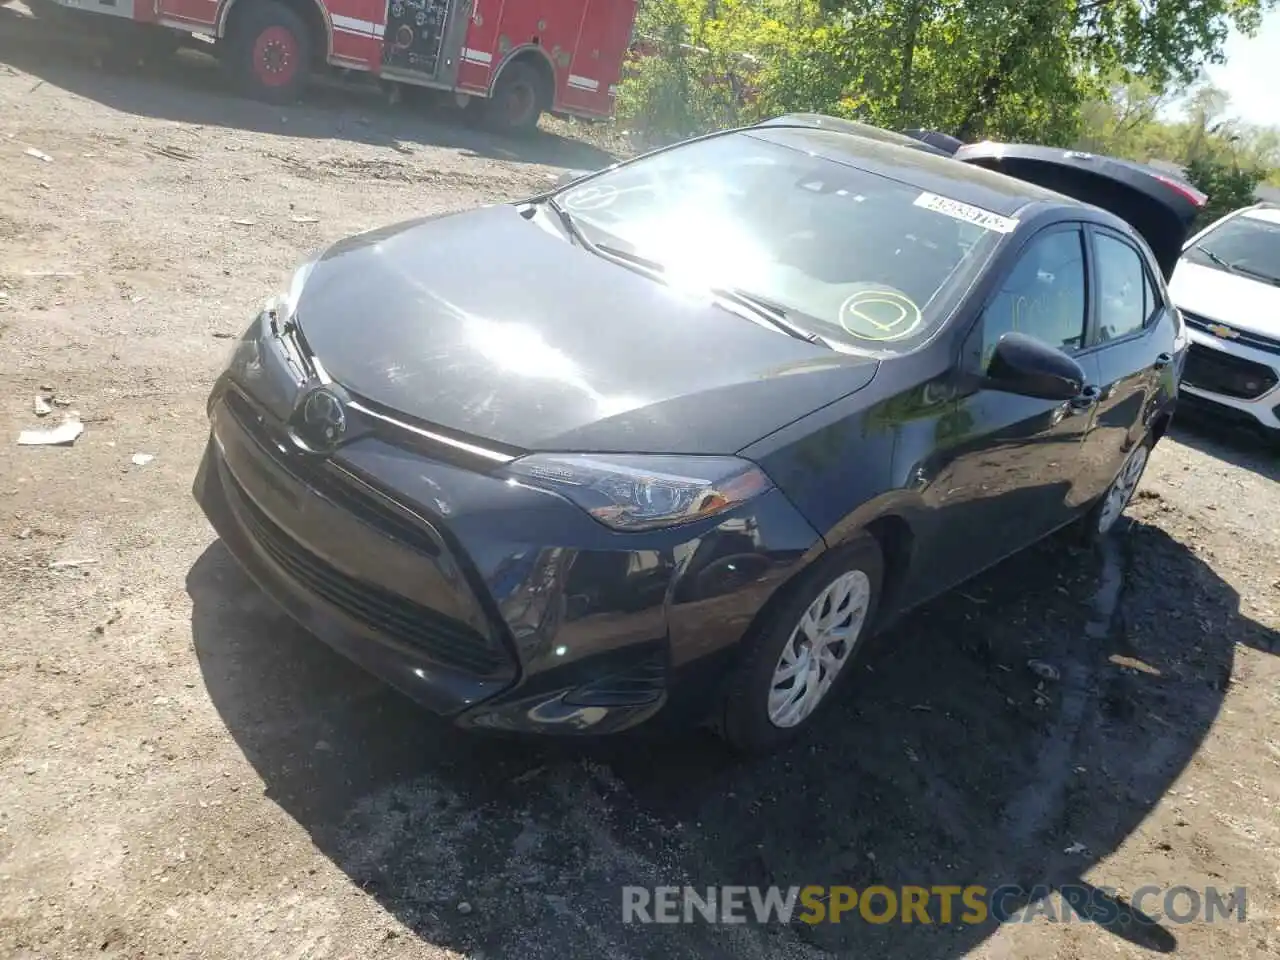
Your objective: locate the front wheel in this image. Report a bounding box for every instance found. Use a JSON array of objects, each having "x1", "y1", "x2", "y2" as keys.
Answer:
[
  {"x1": 719, "y1": 536, "x2": 884, "y2": 755},
  {"x1": 226, "y1": 1, "x2": 311, "y2": 104}
]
